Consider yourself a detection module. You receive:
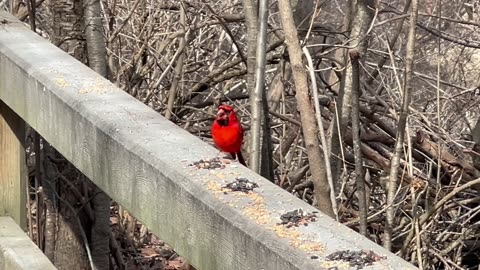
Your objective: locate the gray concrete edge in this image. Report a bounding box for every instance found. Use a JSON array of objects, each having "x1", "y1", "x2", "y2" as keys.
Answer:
[{"x1": 0, "y1": 217, "x2": 57, "y2": 270}]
